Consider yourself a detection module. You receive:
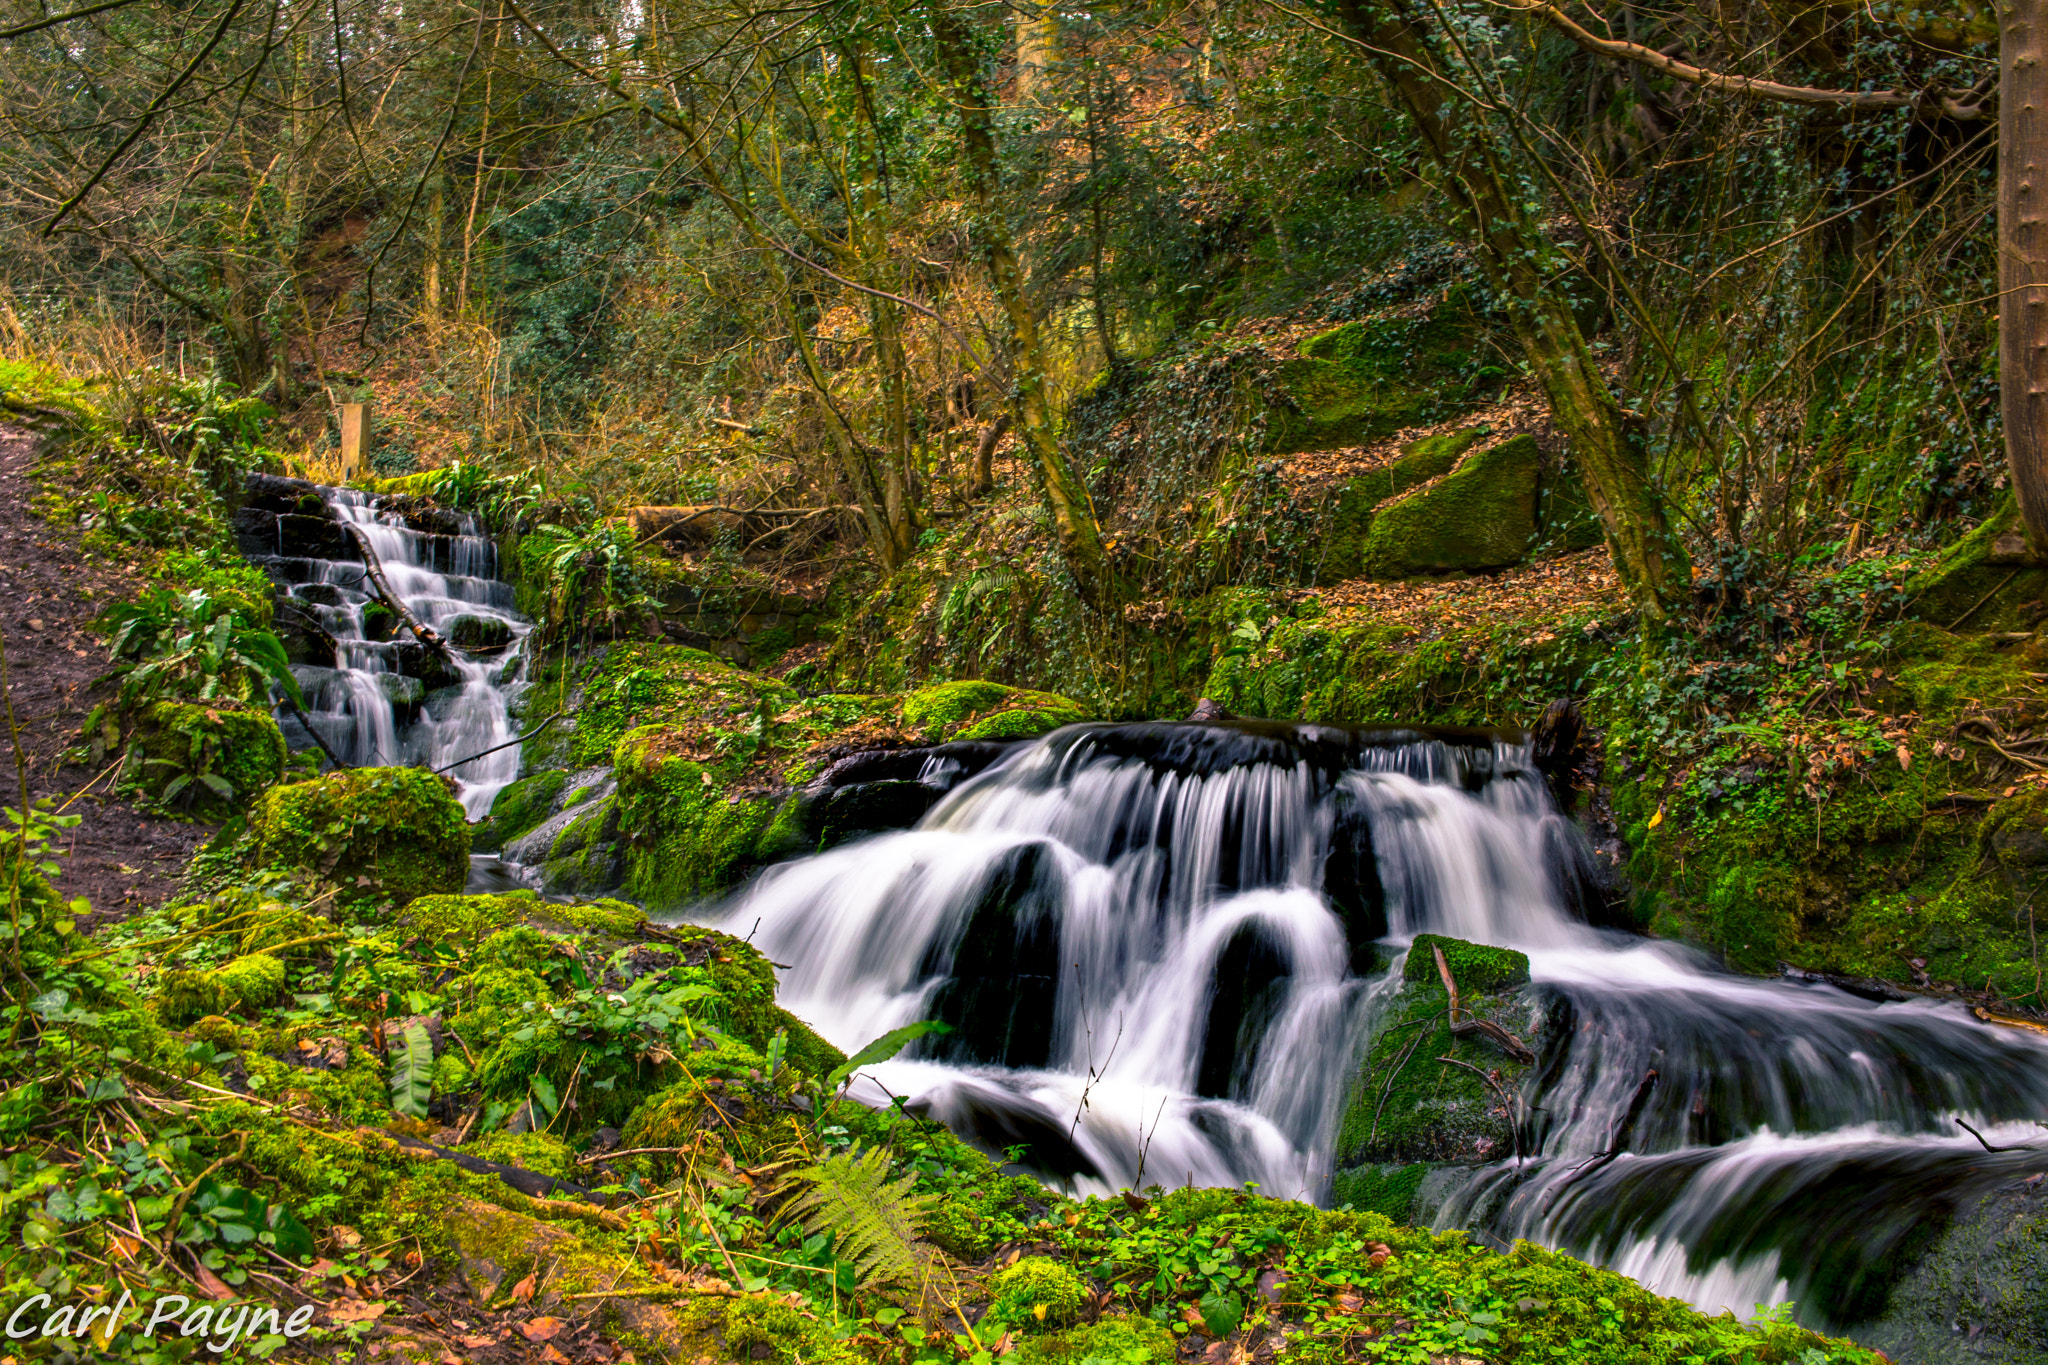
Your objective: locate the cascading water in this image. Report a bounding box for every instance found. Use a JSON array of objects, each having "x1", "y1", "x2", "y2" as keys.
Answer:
[
  {"x1": 688, "y1": 720, "x2": 2048, "y2": 1334},
  {"x1": 264, "y1": 486, "x2": 531, "y2": 818}
]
